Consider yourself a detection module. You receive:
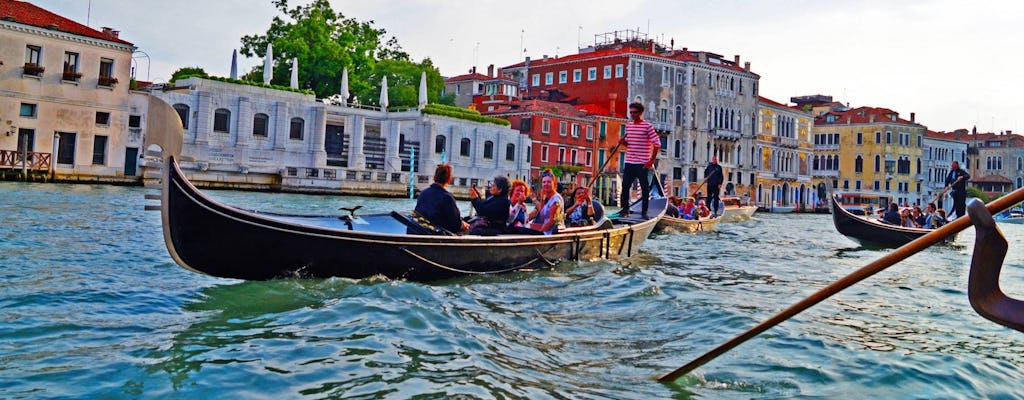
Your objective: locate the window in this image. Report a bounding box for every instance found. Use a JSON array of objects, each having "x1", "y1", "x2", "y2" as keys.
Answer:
[
  {"x1": 505, "y1": 143, "x2": 515, "y2": 161},
  {"x1": 92, "y1": 135, "x2": 108, "y2": 165},
  {"x1": 63, "y1": 51, "x2": 80, "y2": 80},
  {"x1": 875, "y1": 131, "x2": 881, "y2": 144},
  {"x1": 253, "y1": 113, "x2": 269, "y2": 137},
  {"x1": 886, "y1": 131, "x2": 892, "y2": 144},
  {"x1": 662, "y1": 66, "x2": 670, "y2": 85},
  {"x1": 559, "y1": 121, "x2": 567, "y2": 136},
  {"x1": 855, "y1": 155, "x2": 863, "y2": 172},
  {"x1": 588, "y1": 67, "x2": 597, "y2": 81},
  {"x1": 559, "y1": 71, "x2": 567, "y2": 84},
  {"x1": 586, "y1": 126, "x2": 593, "y2": 140},
  {"x1": 677, "y1": 71, "x2": 684, "y2": 86},
  {"x1": 173, "y1": 104, "x2": 190, "y2": 129},
  {"x1": 95, "y1": 112, "x2": 110, "y2": 126},
  {"x1": 20, "y1": 103, "x2": 37, "y2": 118},
  {"x1": 874, "y1": 155, "x2": 881, "y2": 172},
  {"x1": 917, "y1": 135, "x2": 922, "y2": 147},
  {"x1": 674, "y1": 140, "x2": 681, "y2": 158},
  {"x1": 571, "y1": 124, "x2": 580, "y2": 138},
  {"x1": 604, "y1": 65, "x2": 613, "y2": 79},
  {"x1": 843, "y1": 180, "x2": 849, "y2": 190},
  {"x1": 585, "y1": 151, "x2": 592, "y2": 166},
  {"x1": 99, "y1": 58, "x2": 115, "y2": 85},
  {"x1": 634, "y1": 61, "x2": 644, "y2": 82},
  {"x1": 615, "y1": 64, "x2": 624, "y2": 78},
  {"x1": 570, "y1": 149, "x2": 578, "y2": 164},
  {"x1": 541, "y1": 145, "x2": 549, "y2": 162},
  {"x1": 532, "y1": 74, "x2": 540, "y2": 86},
  {"x1": 519, "y1": 117, "x2": 532, "y2": 132},
  {"x1": 289, "y1": 117, "x2": 304, "y2": 139},
  {"x1": 856, "y1": 180, "x2": 862, "y2": 190},
  {"x1": 873, "y1": 180, "x2": 880, "y2": 191},
  {"x1": 558, "y1": 147, "x2": 566, "y2": 163},
  {"x1": 57, "y1": 132, "x2": 76, "y2": 165},
  {"x1": 599, "y1": 121, "x2": 607, "y2": 139},
  {"x1": 483, "y1": 141, "x2": 494, "y2": 159},
  {"x1": 572, "y1": 69, "x2": 581, "y2": 82},
  {"x1": 434, "y1": 135, "x2": 446, "y2": 153},
  {"x1": 213, "y1": 109, "x2": 230, "y2": 133},
  {"x1": 545, "y1": 72, "x2": 553, "y2": 85},
  {"x1": 542, "y1": 118, "x2": 550, "y2": 134},
  {"x1": 460, "y1": 138, "x2": 471, "y2": 157},
  {"x1": 856, "y1": 132, "x2": 862, "y2": 144}
]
